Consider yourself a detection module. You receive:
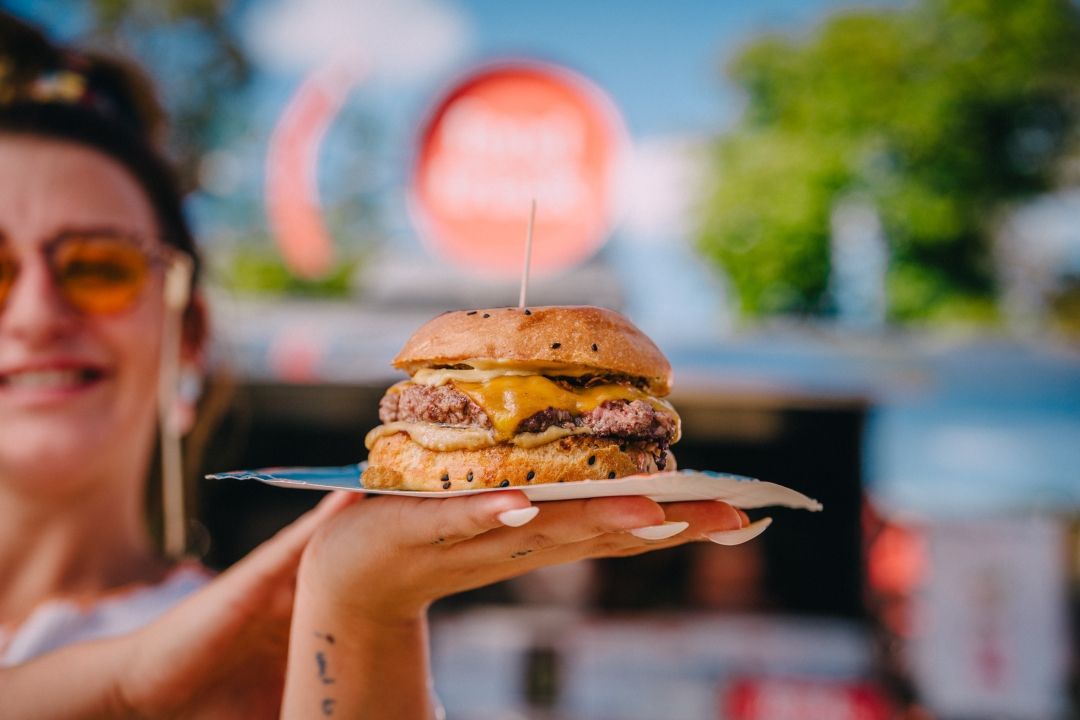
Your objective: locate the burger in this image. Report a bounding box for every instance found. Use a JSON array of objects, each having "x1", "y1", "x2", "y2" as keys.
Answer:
[{"x1": 362, "y1": 306, "x2": 681, "y2": 491}]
